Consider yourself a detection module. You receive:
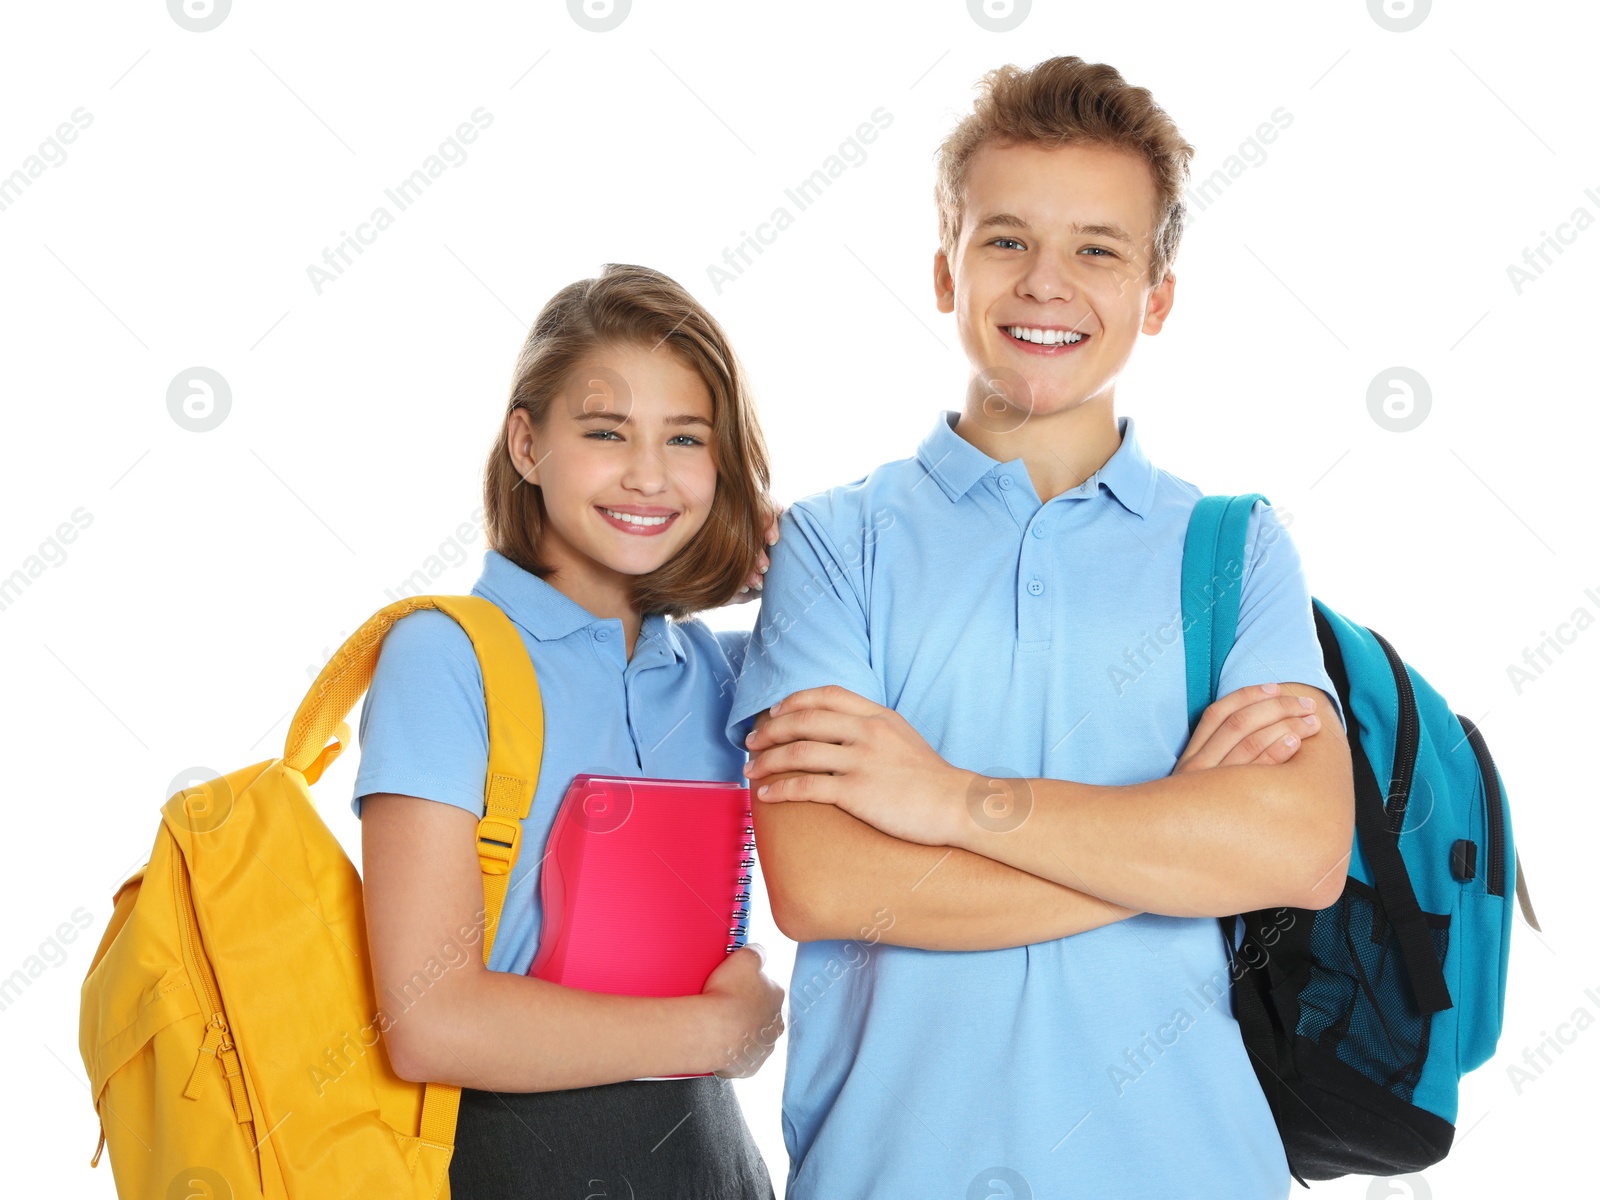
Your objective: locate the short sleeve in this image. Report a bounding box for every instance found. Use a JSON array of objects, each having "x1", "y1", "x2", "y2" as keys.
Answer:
[
  {"x1": 350, "y1": 609, "x2": 490, "y2": 818},
  {"x1": 713, "y1": 628, "x2": 752, "y2": 679},
  {"x1": 724, "y1": 500, "x2": 886, "y2": 752},
  {"x1": 1214, "y1": 500, "x2": 1346, "y2": 733}
]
